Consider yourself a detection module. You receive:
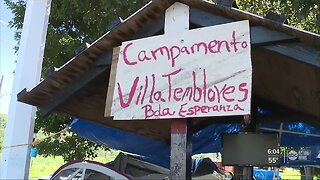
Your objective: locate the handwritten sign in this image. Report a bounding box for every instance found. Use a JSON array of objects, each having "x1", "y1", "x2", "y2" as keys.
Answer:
[{"x1": 110, "y1": 20, "x2": 252, "y2": 120}]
